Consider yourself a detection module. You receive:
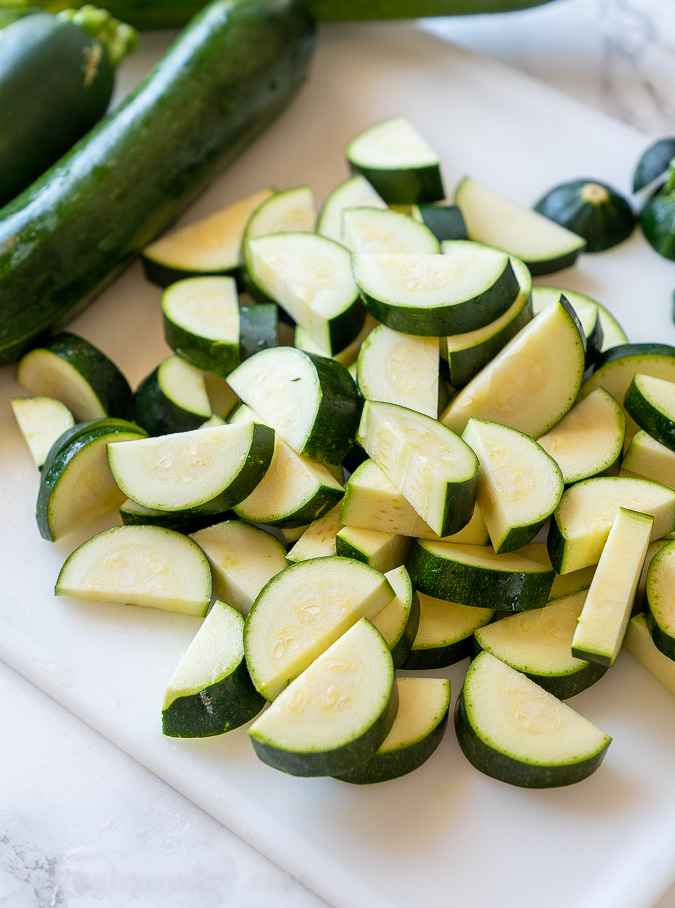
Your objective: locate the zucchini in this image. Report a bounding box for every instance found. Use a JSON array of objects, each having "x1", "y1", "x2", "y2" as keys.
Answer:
[
  {"x1": 341, "y1": 207, "x2": 440, "y2": 255},
  {"x1": 0, "y1": 7, "x2": 136, "y2": 208},
  {"x1": 624, "y1": 612, "x2": 675, "y2": 696},
  {"x1": 370, "y1": 565, "x2": 419, "y2": 669},
  {"x1": 531, "y1": 286, "x2": 628, "y2": 352},
  {"x1": 579, "y1": 344, "x2": 675, "y2": 421},
  {"x1": 316, "y1": 175, "x2": 386, "y2": 244},
  {"x1": 411, "y1": 203, "x2": 467, "y2": 242},
  {"x1": 132, "y1": 355, "x2": 212, "y2": 436},
  {"x1": 119, "y1": 497, "x2": 234, "y2": 534},
  {"x1": 335, "y1": 525, "x2": 412, "y2": 573},
  {"x1": 624, "y1": 372, "x2": 675, "y2": 451},
  {"x1": 633, "y1": 138, "x2": 675, "y2": 193},
  {"x1": 533, "y1": 179, "x2": 635, "y2": 253},
  {"x1": 402, "y1": 592, "x2": 494, "y2": 670},
  {"x1": 455, "y1": 652, "x2": 612, "y2": 788},
  {"x1": 621, "y1": 430, "x2": 675, "y2": 488},
  {"x1": 285, "y1": 503, "x2": 342, "y2": 563},
  {"x1": 11, "y1": 396, "x2": 74, "y2": 469},
  {"x1": 645, "y1": 540, "x2": 675, "y2": 660},
  {"x1": 0, "y1": 0, "x2": 315, "y2": 365},
  {"x1": 639, "y1": 170, "x2": 675, "y2": 261}
]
